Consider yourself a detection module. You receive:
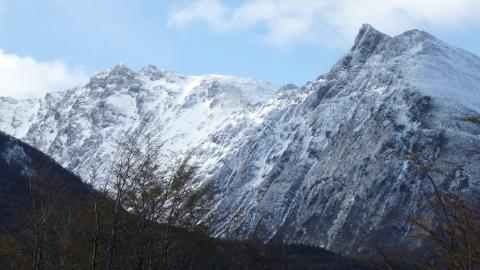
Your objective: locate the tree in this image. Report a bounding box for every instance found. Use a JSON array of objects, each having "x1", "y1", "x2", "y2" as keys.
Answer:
[
  {"x1": 87, "y1": 116, "x2": 213, "y2": 270},
  {"x1": 406, "y1": 151, "x2": 480, "y2": 269},
  {"x1": 19, "y1": 162, "x2": 84, "y2": 270}
]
